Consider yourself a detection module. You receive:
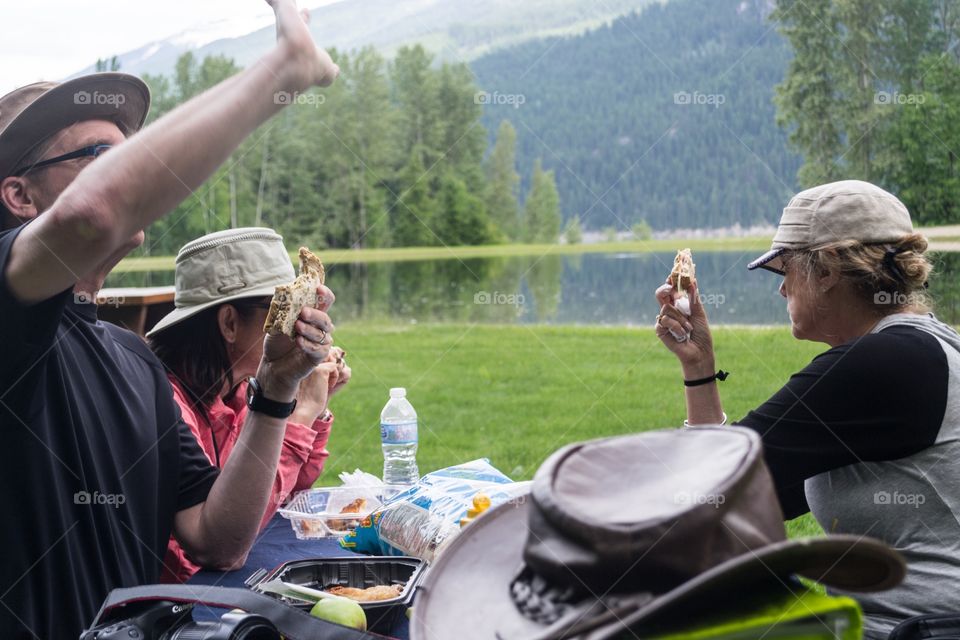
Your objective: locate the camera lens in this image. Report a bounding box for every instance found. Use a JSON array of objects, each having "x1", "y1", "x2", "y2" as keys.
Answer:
[{"x1": 164, "y1": 612, "x2": 280, "y2": 640}]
